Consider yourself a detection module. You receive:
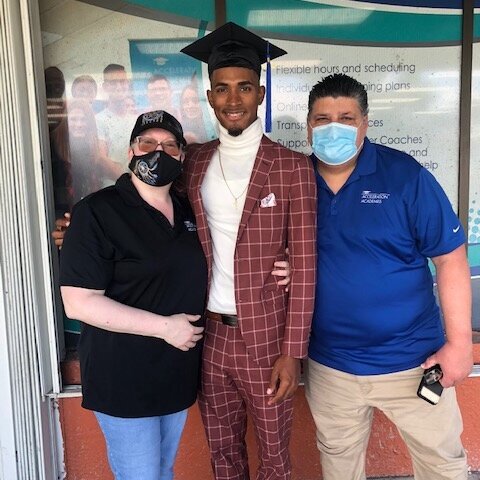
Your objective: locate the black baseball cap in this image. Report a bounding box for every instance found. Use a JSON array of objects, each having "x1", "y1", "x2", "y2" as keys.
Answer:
[
  {"x1": 130, "y1": 110, "x2": 186, "y2": 146},
  {"x1": 181, "y1": 22, "x2": 287, "y2": 77}
]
